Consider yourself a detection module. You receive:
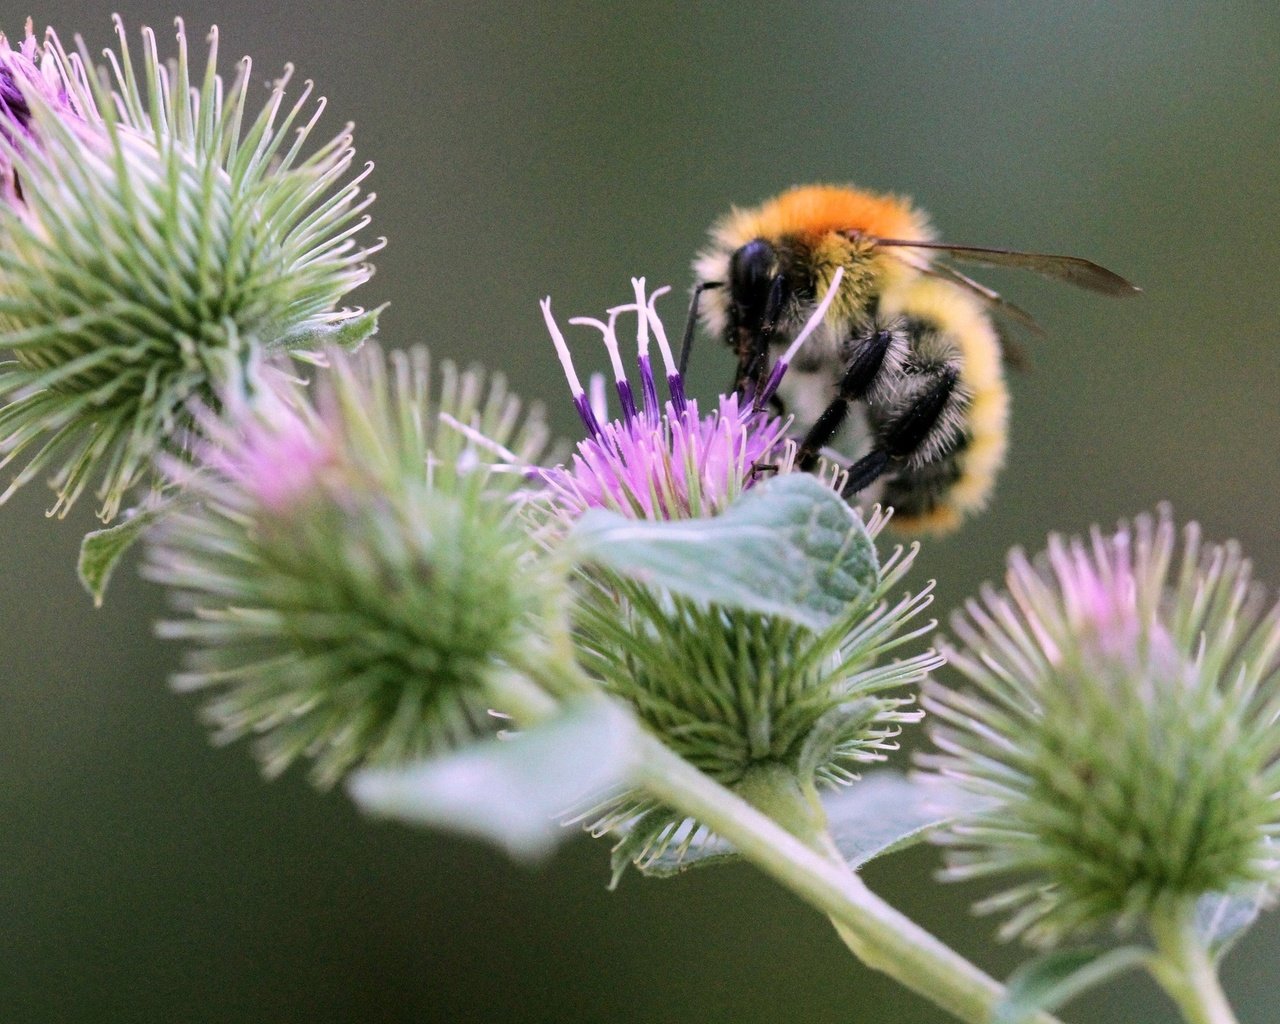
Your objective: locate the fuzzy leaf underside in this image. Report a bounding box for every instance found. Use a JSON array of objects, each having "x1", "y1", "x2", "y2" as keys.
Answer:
[
  {"x1": 824, "y1": 772, "x2": 977, "y2": 869},
  {"x1": 77, "y1": 504, "x2": 172, "y2": 606},
  {"x1": 1194, "y1": 888, "x2": 1268, "y2": 960},
  {"x1": 348, "y1": 698, "x2": 639, "y2": 861},
  {"x1": 571, "y1": 475, "x2": 879, "y2": 631},
  {"x1": 626, "y1": 771, "x2": 961, "y2": 879},
  {"x1": 275, "y1": 305, "x2": 385, "y2": 353}
]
